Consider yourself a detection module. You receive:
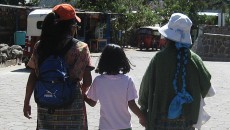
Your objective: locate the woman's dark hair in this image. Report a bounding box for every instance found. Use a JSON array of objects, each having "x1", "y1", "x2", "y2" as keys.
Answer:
[
  {"x1": 37, "y1": 12, "x2": 76, "y2": 66},
  {"x1": 96, "y1": 44, "x2": 132, "y2": 74}
]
